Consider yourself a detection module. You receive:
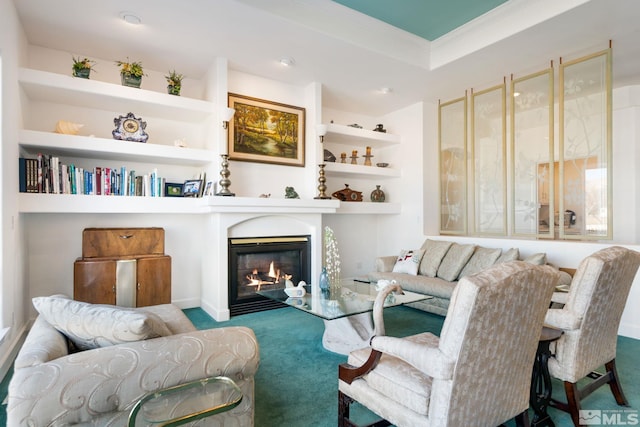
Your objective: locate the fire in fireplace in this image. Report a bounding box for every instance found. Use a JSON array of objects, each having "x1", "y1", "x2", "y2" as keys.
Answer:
[{"x1": 228, "y1": 235, "x2": 311, "y2": 315}]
